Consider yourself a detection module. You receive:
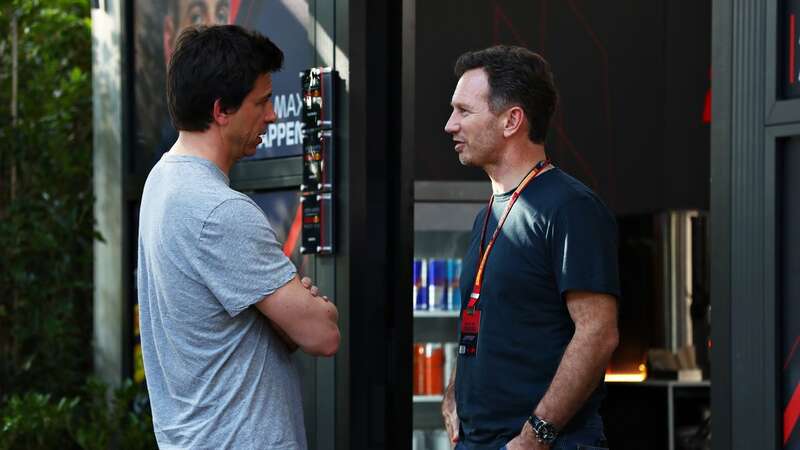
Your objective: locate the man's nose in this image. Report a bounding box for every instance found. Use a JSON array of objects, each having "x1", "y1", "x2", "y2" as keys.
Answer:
[
  {"x1": 444, "y1": 112, "x2": 459, "y2": 134},
  {"x1": 265, "y1": 106, "x2": 277, "y2": 124}
]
